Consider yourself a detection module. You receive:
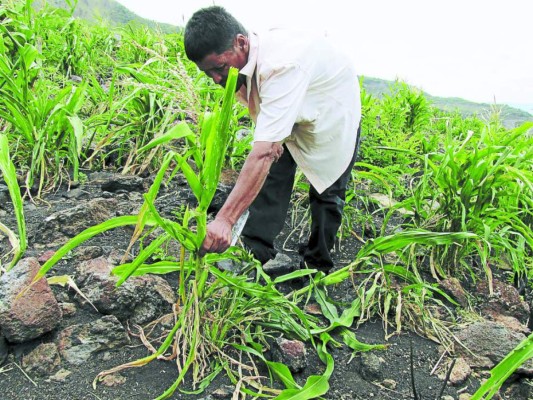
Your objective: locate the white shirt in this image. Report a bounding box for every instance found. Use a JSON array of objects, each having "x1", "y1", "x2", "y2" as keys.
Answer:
[{"x1": 236, "y1": 28, "x2": 361, "y2": 194}]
